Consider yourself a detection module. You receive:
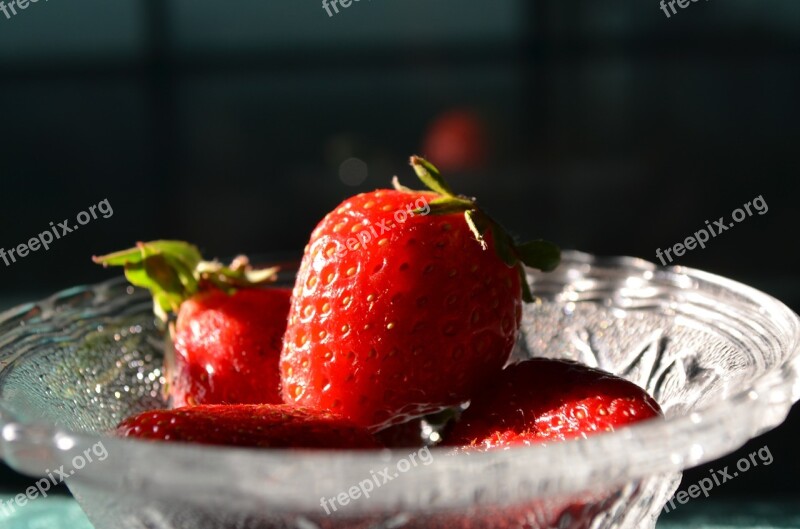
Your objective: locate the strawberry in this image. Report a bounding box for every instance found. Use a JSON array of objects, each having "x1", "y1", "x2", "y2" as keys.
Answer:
[
  {"x1": 94, "y1": 241, "x2": 288, "y2": 406},
  {"x1": 420, "y1": 360, "x2": 661, "y2": 529},
  {"x1": 170, "y1": 287, "x2": 291, "y2": 406},
  {"x1": 446, "y1": 359, "x2": 662, "y2": 450},
  {"x1": 116, "y1": 404, "x2": 380, "y2": 449},
  {"x1": 280, "y1": 156, "x2": 560, "y2": 430}
]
